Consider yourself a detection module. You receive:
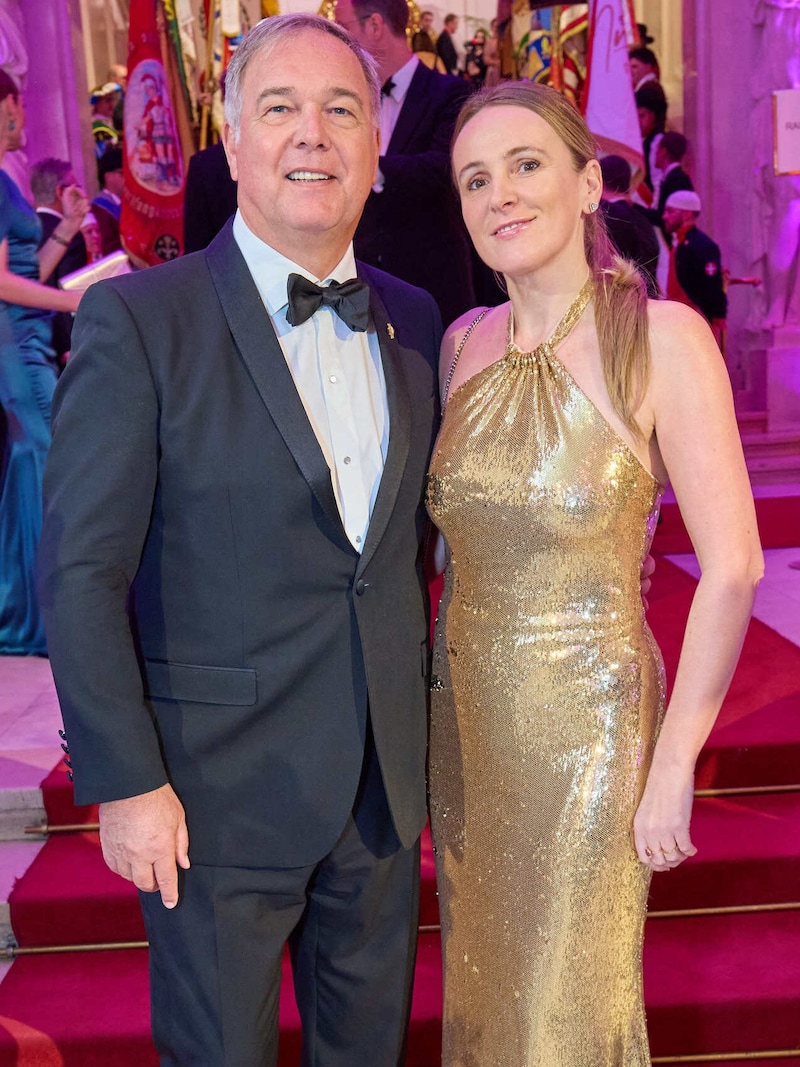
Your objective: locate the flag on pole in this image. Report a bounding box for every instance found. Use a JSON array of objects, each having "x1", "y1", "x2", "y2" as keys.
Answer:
[
  {"x1": 582, "y1": 0, "x2": 643, "y2": 180},
  {"x1": 121, "y1": 0, "x2": 186, "y2": 266}
]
